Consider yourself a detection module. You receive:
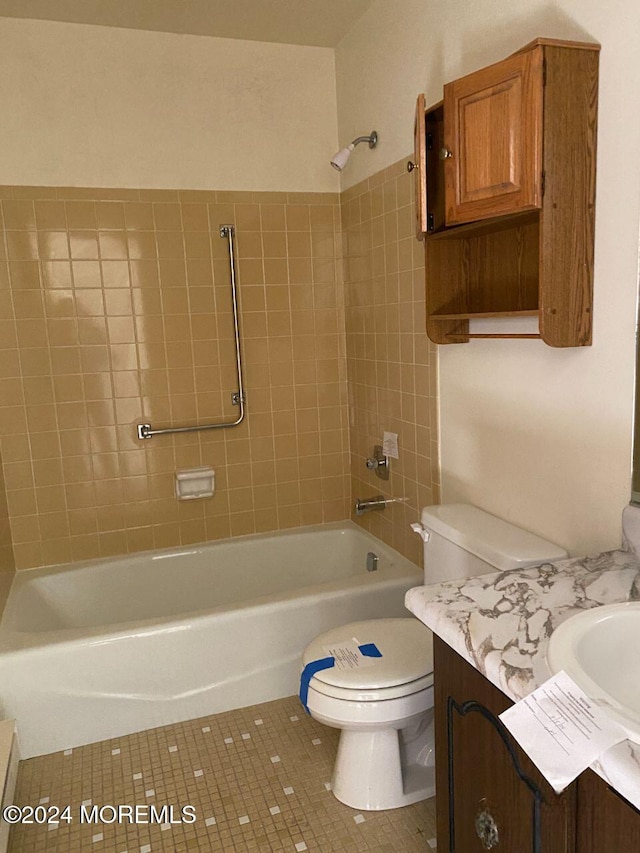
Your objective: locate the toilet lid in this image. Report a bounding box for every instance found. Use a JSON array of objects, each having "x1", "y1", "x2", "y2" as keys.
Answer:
[{"x1": 303, "y1": 618, "x2": 433, "y2": 691}]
